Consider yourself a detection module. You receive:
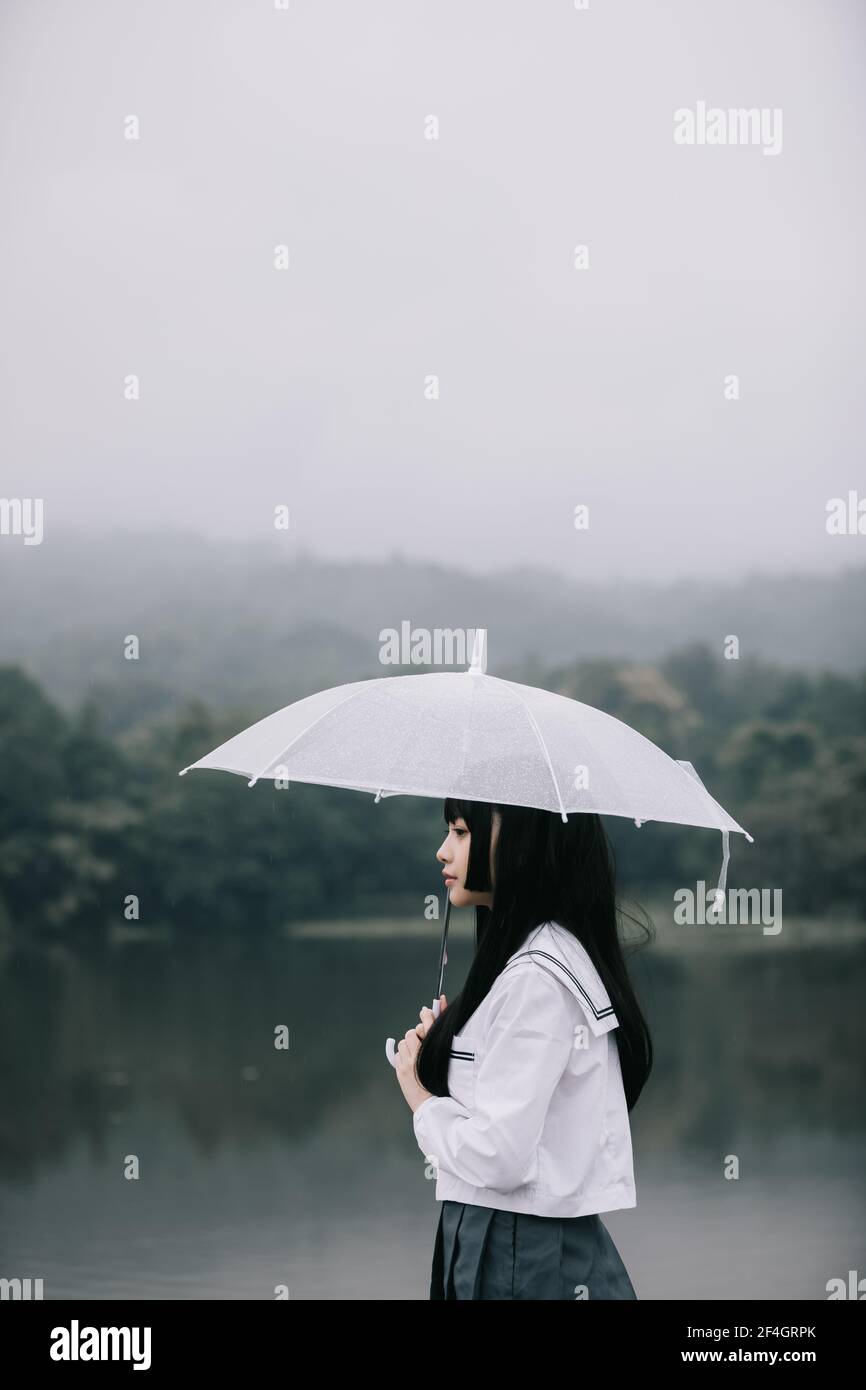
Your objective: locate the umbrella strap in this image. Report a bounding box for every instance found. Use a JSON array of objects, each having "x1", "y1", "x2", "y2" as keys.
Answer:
[{"x1": 712, "y1": 830, "x2": 730, "y2": 914}]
